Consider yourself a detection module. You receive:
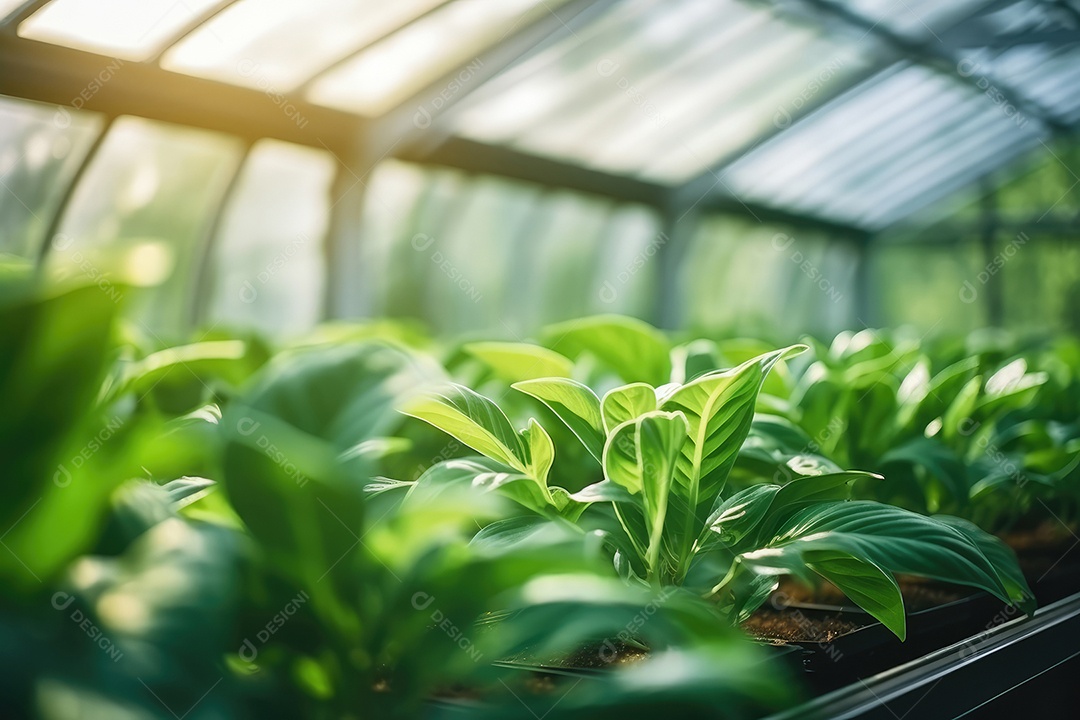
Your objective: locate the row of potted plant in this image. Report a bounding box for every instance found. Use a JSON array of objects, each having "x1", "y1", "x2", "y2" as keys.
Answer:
[{"x1": 2, "y1": 278, "x2": 1076, "y2": 718}]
